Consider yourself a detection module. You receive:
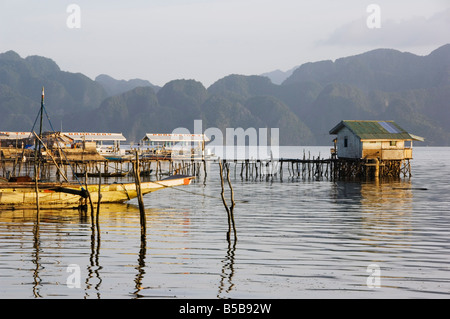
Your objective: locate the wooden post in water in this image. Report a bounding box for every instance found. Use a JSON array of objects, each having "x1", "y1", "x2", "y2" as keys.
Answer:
[
  {"x1": 219, "y1": 160, "x2": 232, "y2": 241},
  {"x1": 84, "y1": 169, "x2": 94, "y2": 214},
  {"x1": 134, "y1": 151, "x2": 146, "y2": 234},
  {"x1": 225, "y1": 162, "x2": 237, "y2": 241},
  {"x1": 203, "y1": 159, "x2": 207, "y2": 178},
  {"x1": 96, "y1": 169, "x2": 102, "y2": 216},
  {"x1": 219, "y1": 160, "x2": 237, "y2": 241}
]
